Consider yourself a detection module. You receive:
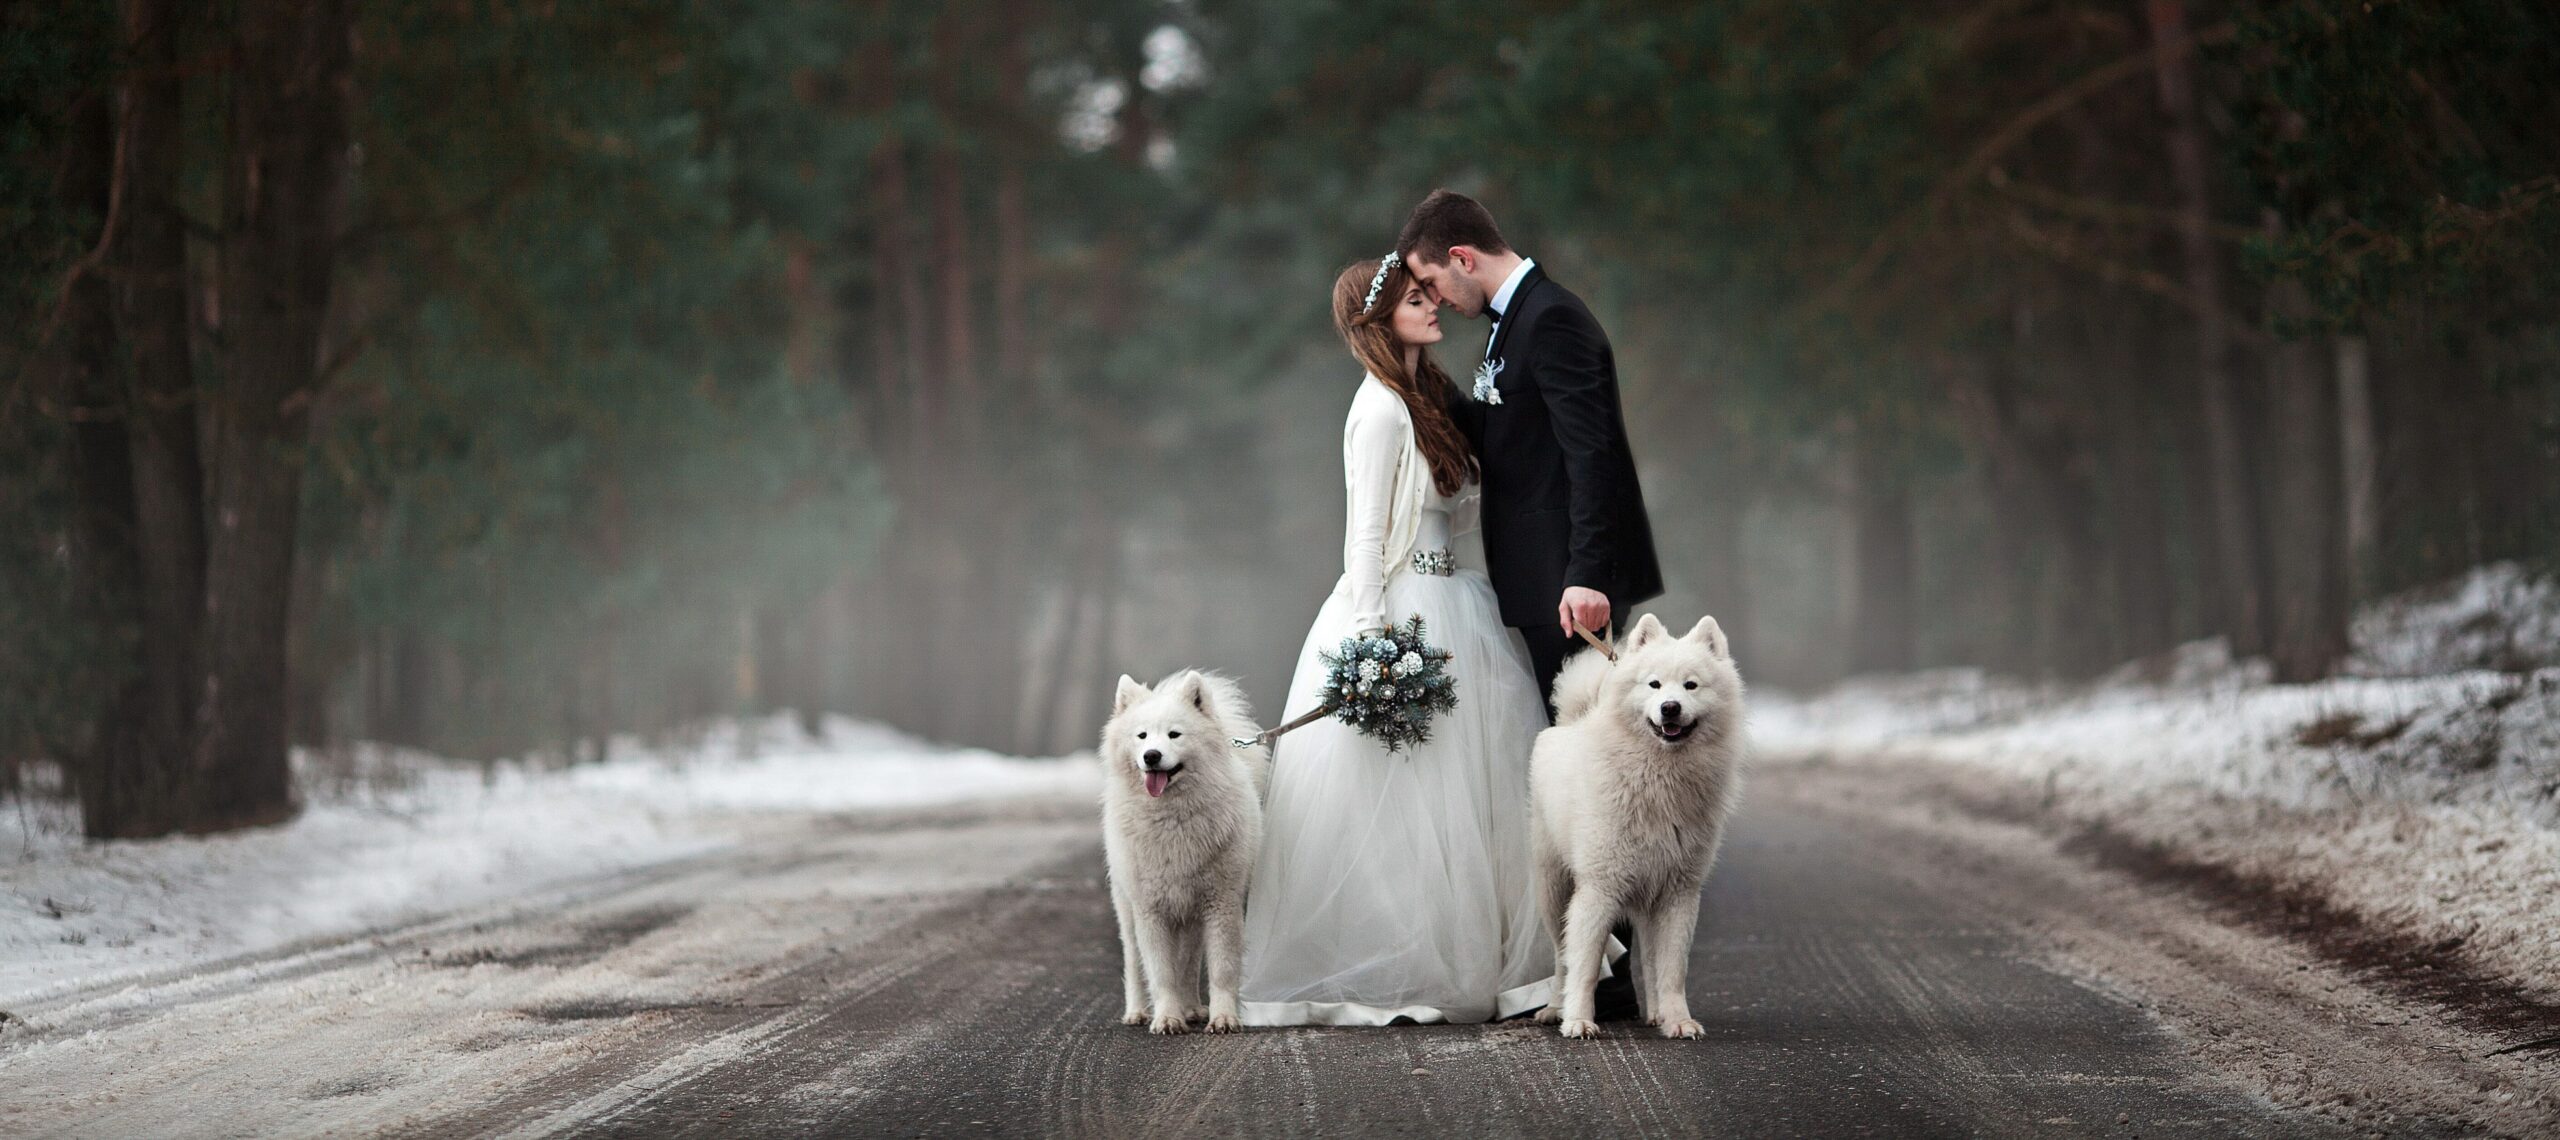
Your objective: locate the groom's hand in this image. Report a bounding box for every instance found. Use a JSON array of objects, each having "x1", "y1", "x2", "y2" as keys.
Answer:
[{"x1": 1558, "y1": 587, "x2": 1611, "y2": 640}]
